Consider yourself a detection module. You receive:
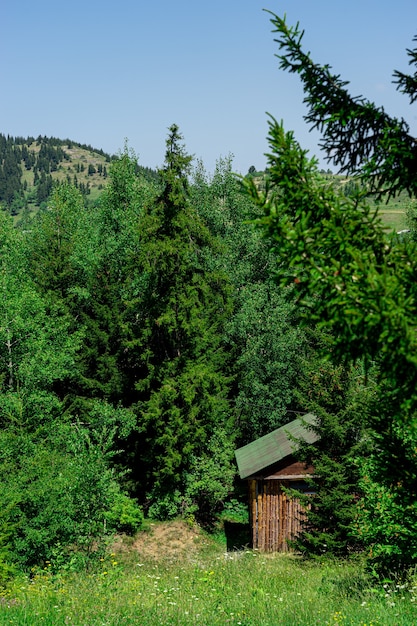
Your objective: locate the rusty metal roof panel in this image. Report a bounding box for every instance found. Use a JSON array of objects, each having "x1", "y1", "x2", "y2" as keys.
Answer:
[{"x1": 234, "y1": 414, "x2": 318, "y2": 479}]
